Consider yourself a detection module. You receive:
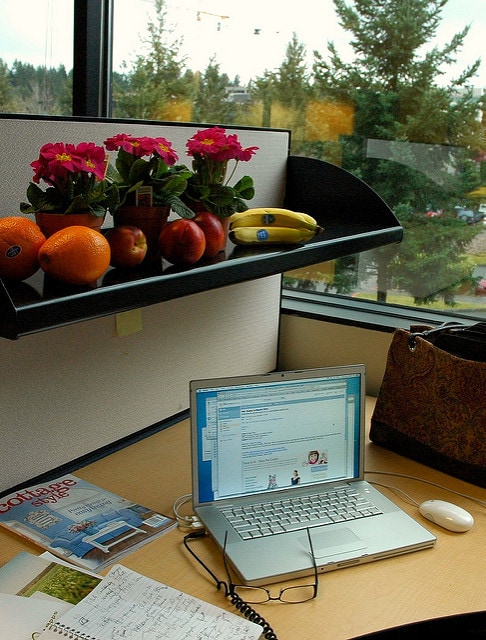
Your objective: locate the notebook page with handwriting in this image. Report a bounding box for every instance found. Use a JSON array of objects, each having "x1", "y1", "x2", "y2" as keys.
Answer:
[{"x1": 38, "y1": 564, "x2": 262, "y2": 640}]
